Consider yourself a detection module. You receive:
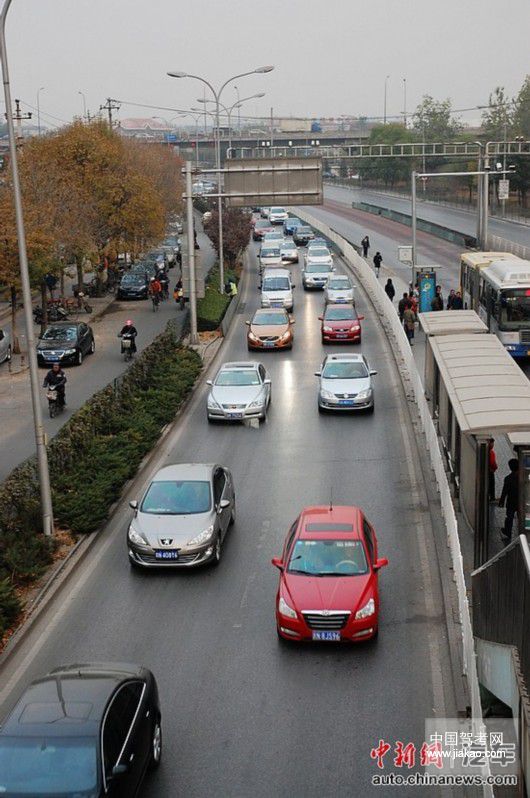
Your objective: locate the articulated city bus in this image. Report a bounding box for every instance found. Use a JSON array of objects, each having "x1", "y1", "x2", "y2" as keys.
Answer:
[
  {"x1": 463, "y1": 256, "x2": 530, "y2": 356},
  {"x1": 460, "y1": 251, "x2": 519, "y2": 311}
]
